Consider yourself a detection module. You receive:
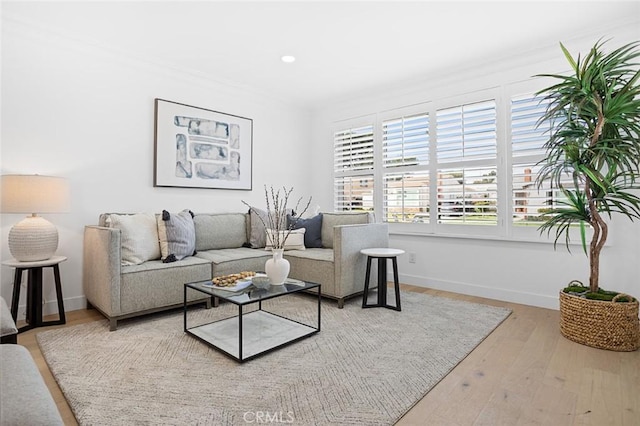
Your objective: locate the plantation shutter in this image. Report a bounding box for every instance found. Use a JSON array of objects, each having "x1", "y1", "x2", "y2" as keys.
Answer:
[
  {"x1": 334, "y1": 124, "x2": 375, "y2": 212},
  {"x1": 382, "y1": 113, "x2": 429, "y2": 168},
  {"x1": 381, "y1": 112, "x2": 430, "y2": 222},
  {"x1": 435, "y1": 100, "x2": 498, "y2": 225},
  {"x1": 437, "y1": 100, "x2": 496, "y2": 162},
  {"x1": 511, "y1": 94, "x2": 551, "y2": 158},
  {"x1": 383, "y1": 171, "x2": 430, "y2": 223},
  {"x1": 334, "y1": 126, "x2": 374, "y2": 172},
  {"x1": 511, "y1": 94, "x2": 555, "y2": 225}
]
